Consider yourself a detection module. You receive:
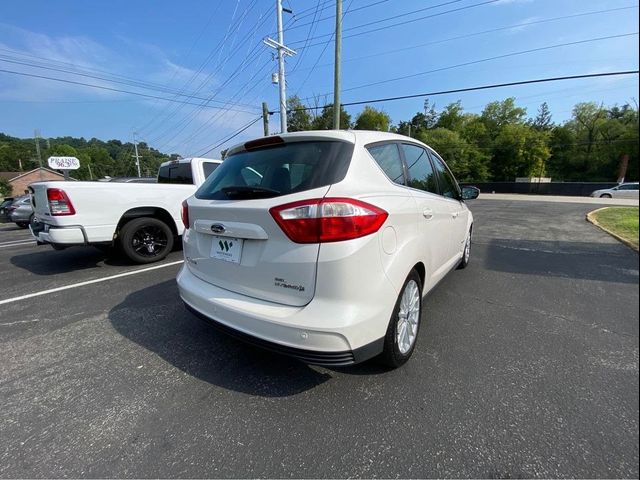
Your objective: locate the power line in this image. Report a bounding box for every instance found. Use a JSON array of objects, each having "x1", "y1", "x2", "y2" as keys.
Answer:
[
  {"x1": 143, "y1": 2, "x2": 275, "y2": 142},
  {"x1": 293, "y1": 0, "x2": 356, "y2": 96},
  {"x1": 197, "y1": 115, "x2": 263, "y2": 156},
  {"x1": 138, "y1": 0, "x2": 270, "y2": 137},
  {"x1": 279, "y1": 0, "x2": 390, "y2": 33},
  {"x1": 340, "y1": 32, "x2": 639, "y2": 94},
  {"x1": 273, "y1": 70, "x2": 640, "y2": 113},
  {"x1": 291, "y1": 0, "x2": 501, "y2": 48},
  {"x1": 288, "y1": 5, "x2": 640, "y2": 73},
  {"x1": 0, "y1": 55, "x2": 261, "y2": 110},
  {"x1": 0, "y1": 68, "x2": 260, "y2": 113}
]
